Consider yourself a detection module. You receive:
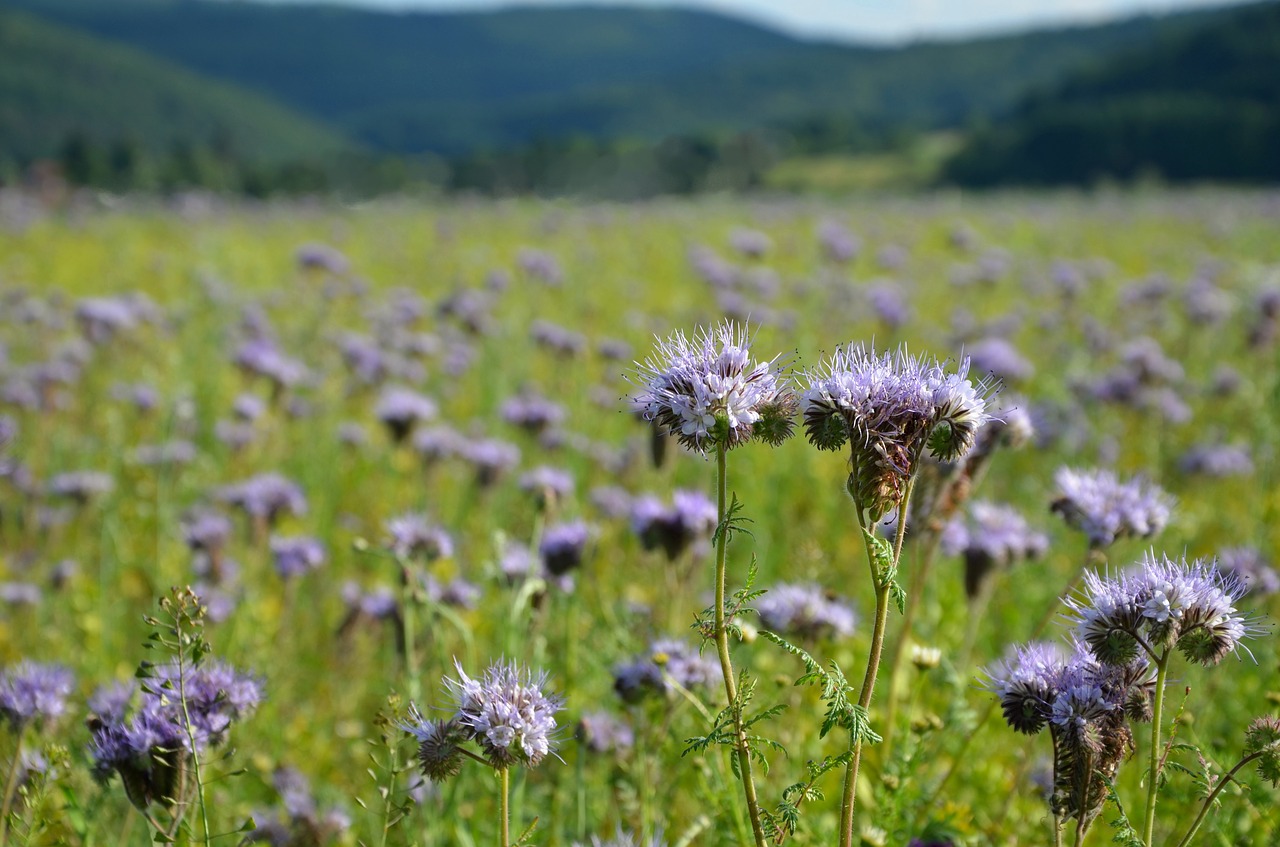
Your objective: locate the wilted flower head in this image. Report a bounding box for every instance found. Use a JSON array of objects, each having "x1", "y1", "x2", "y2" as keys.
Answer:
[
  {"x1": 630, "y1": 321, "x2": 794, "y2": 454},
  {"x1": 802, "y1": 345, "x2": 995, "y2": 517},
  {"x1": 0, "y1": 662, "x2": 74, "y2": 729},
  {"x1": 756, "y1": 583, "x2": 856, "y2": 639},
  {"x1": 1051, "y1": 468, "x2": 1172, "y2": 549},
  {"x1": 447, "y1": 659, "x2": 564, "y2": 769},
  {"x1": 1067, "y1": 552, "x2": 1253, "y2": 666}
]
